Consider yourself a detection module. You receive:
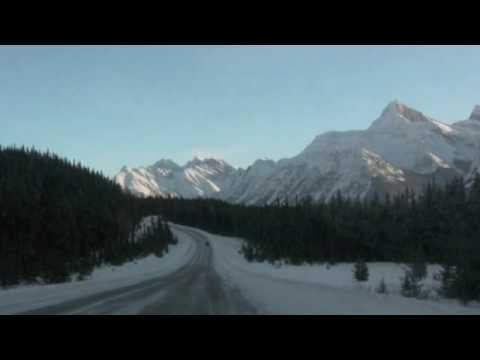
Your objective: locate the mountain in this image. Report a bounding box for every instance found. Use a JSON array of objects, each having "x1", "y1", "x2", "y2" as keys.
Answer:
[
  {"x1": 454, "y1": 105, "x2": 480, "y2": 188},
  {"x1": 115, "y1": 101, "x2": 480, "y2": 203},
  {"x1": 453, "y1": 105, "x2": 480, "y2": 130},
  {"x1": 114, "y1": 156, "x2": 235, "y2": 198},
  {"x1": 466, "y1": 152, "x2": 480, "y2": 188}
]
